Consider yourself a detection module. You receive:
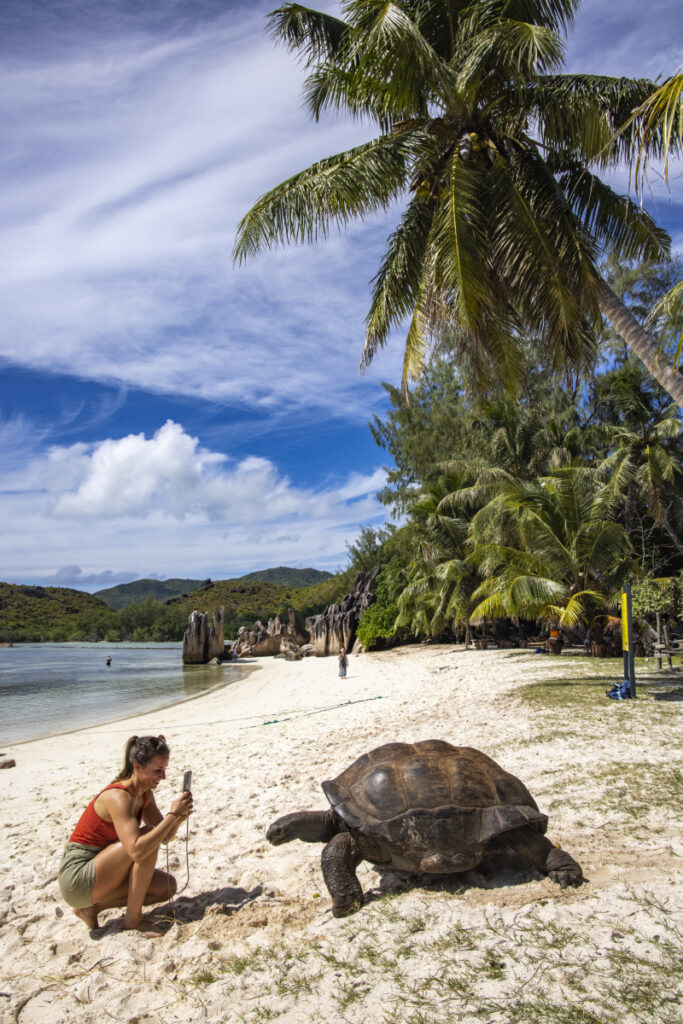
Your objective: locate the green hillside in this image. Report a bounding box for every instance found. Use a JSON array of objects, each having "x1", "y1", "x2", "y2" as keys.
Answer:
[
  {"x1": 0, "y1": 583, "x2": 113, "y2": 642},
  {"x1": 238, "y1": 566, "x2": 333, "y2": 587},
  {"x1": 95, "y1": 577, "x2": 207, "y2": 609},
  {"x1": 0, "y1": 571, "x2": 351, "y2": 643},
  {"x1": 166, "y1": 572, "x2": 349, "y2": 637}
]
